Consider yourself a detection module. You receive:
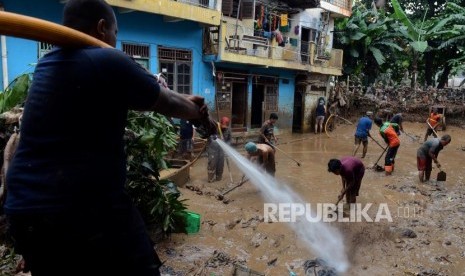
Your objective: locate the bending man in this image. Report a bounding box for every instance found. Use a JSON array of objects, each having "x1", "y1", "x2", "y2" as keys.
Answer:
[
  {"x1": 244, "y1": 142, "x2": 276, "y2": 176},
  {"x1": 417, "y1": 134, "x2": 451, "y2": 182},
  {"x1": 328, "y1": 157, "x2": 365, "y2": 204}
]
